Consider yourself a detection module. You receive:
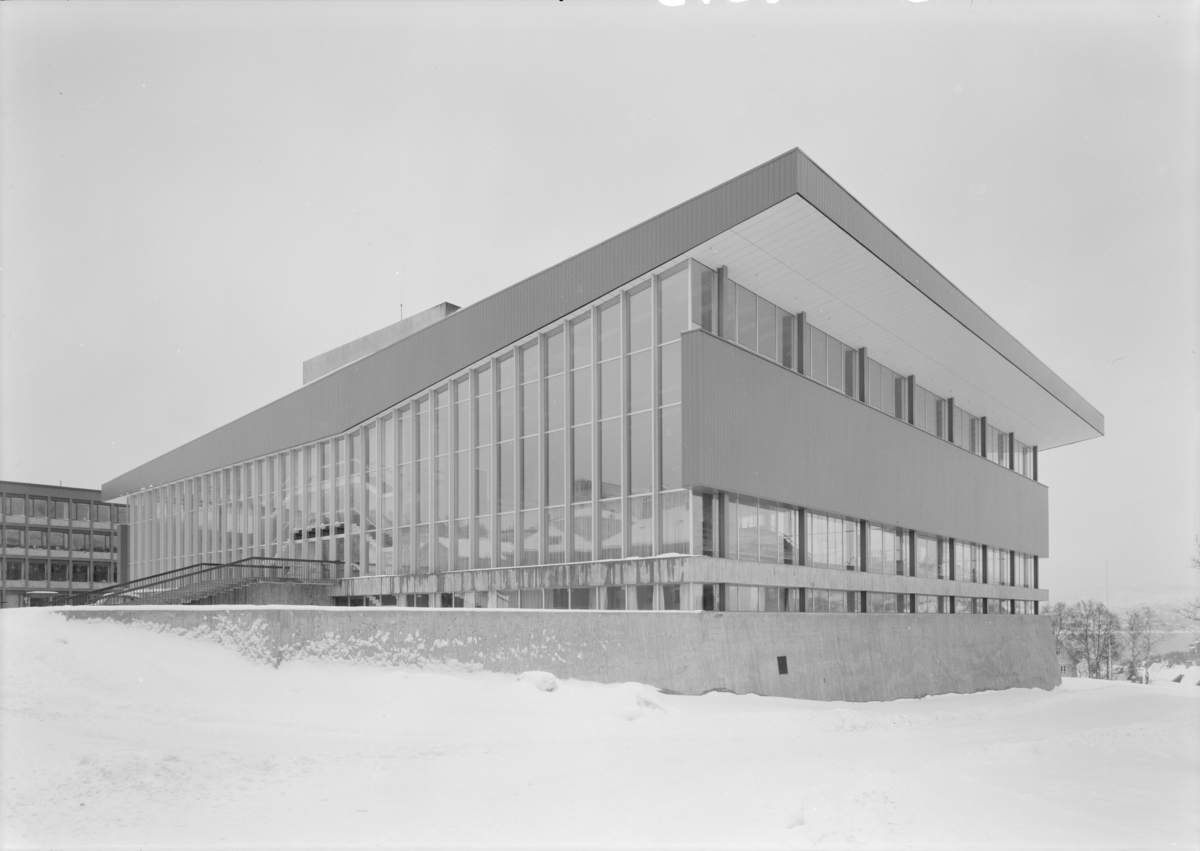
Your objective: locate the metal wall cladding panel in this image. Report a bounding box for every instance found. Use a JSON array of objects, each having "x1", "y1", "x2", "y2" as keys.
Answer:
[
  {"x1": 791, "y1": 154, "x2": 1103, "y2": 437},
  {"x1": 681, "y1": 331, "x2": 1050, "y2": 556},
  {"x1": 103, "y1": 151, "x2": 804, "y2": 500}
]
